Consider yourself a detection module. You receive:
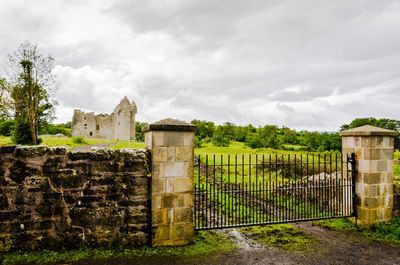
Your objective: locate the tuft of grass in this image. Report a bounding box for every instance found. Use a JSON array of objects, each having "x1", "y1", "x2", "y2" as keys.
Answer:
[
  {"x1": 0, "y1": 231, "x2": 237, "y2": 265},
  {"x1": 72, "y1": 136, "x2": 87, "y2": 144},
  {"x1": 241, "y1": 224, "x2": 315, "y2": 251},
  {"x1": 316, "y1": 216, "x2": 400, "y2": 243}
]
